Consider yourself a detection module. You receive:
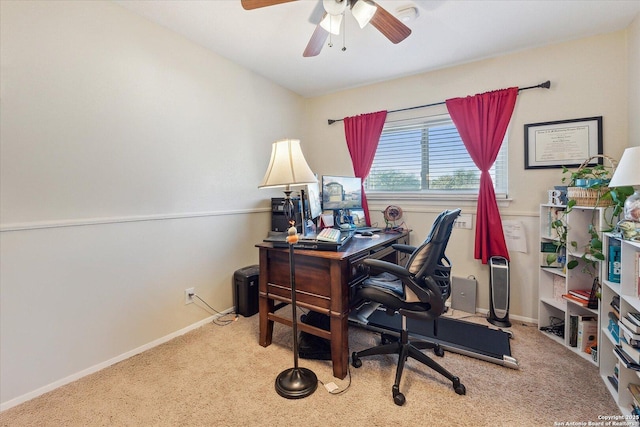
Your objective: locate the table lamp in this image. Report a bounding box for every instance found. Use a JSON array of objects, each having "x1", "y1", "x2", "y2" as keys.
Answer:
[
  {"x1": 609, "y1": 146, "x2": 640, "y2": 223},
  {"x1": 259, "y1": 139, "x2": 318, "y2": 399}
]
